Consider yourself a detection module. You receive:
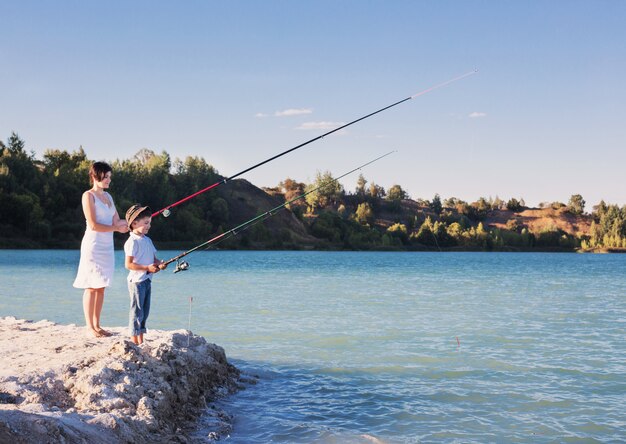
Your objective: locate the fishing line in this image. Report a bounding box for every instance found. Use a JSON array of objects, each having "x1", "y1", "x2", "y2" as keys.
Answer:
[
  {"x1": 163, "y1": 151, "x2": 396, "y2": 272},
  {"x1": 187, "y1": 296, "x2": 193, "y2": 347},
  {"x1": 431, "y1": 227, "x2": 442, "y2": 251},
  {"x1": 153, "y1": 70, "x2": 478, "y2": 219}
]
